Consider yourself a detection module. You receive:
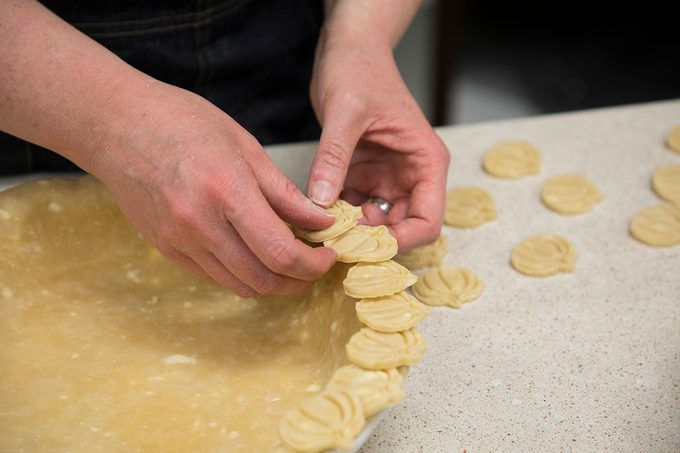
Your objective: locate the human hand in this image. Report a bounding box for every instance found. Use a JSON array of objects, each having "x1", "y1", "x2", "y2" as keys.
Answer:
[
  {"x1": 88, "y1": 80, "x2": 336, "y2": 296},
  {"x1": 308, "y1": 37, "x2": 450, "y2": 251}
]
